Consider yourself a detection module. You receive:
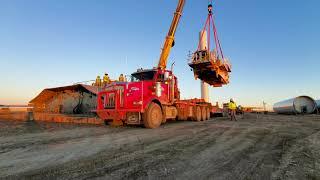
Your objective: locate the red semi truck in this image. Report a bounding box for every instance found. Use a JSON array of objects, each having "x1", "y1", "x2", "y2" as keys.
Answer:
[
  {"x1": 96, "y1": 68, "x2": 211, "y2": 128},
  {"x1": 96, "y1": 0, "x2": 216, "y2": 128}
]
